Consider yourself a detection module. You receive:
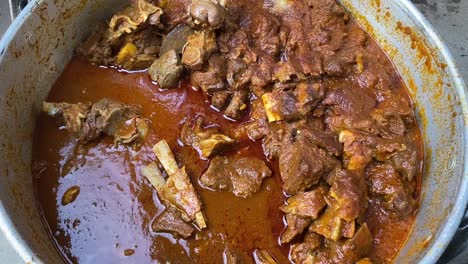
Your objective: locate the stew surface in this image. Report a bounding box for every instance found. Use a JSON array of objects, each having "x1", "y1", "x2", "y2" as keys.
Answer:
[{"x1": 32, "y1": 0, "x2": 423, "y2": 263}]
